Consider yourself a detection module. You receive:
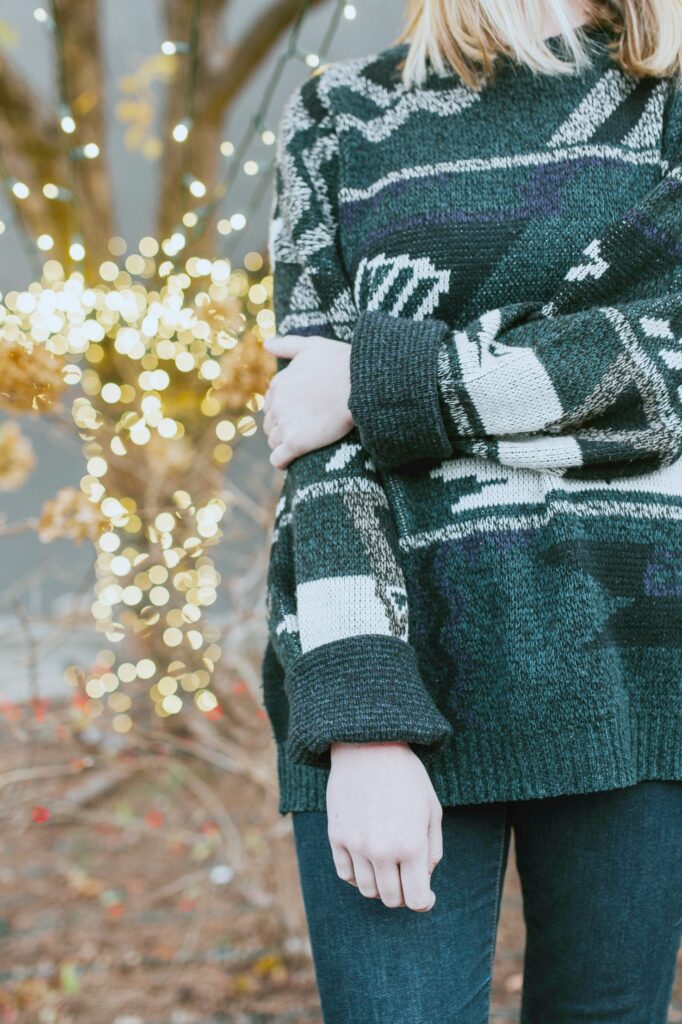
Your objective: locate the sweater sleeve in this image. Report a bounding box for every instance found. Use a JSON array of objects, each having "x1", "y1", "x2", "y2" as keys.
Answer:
[
  {"x1": 263, "y1": 72, "x2": 453, "y2": 770},
  {"x1": 348, "y1": 81, "x2": 682, "y2": 480}
]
